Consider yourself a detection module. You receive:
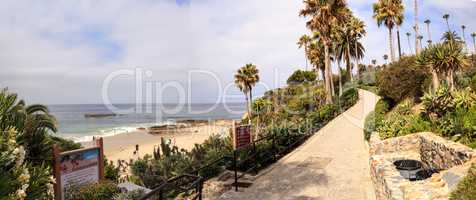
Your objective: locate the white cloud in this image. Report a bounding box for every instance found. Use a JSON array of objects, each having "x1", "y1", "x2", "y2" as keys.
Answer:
[{"x1": 0, "y1": 0, "x2": 475, "y2": 104}]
